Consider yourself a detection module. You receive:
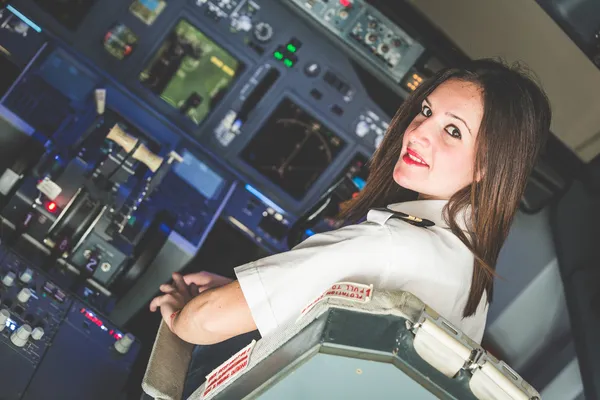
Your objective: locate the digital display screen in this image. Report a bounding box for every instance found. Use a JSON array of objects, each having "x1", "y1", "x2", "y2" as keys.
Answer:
[
  {"x1": 173, "y1": 150, "x2": 225, "y2": 199},
  {"x1": 38, "y1": 51, "x2": 98, "y2": 102},
  {"x1": 240, "y1": 98, "x2": 346, "y2": 199},
  {"x1": 140, "y1": 20, "x2": 244, "y2": 126},
  {"x1": 130, "y1": 0, "x2": 166, "y2": 25},
  {"x1": 103, "y1": 23, "x2": 138, "y2": 60},
  {"x1": 31, "y1": 0, "x2": 95, "y2": 31},
  {"x1": 80, "y1": 308, "x2": 122, "y2": 340}
]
